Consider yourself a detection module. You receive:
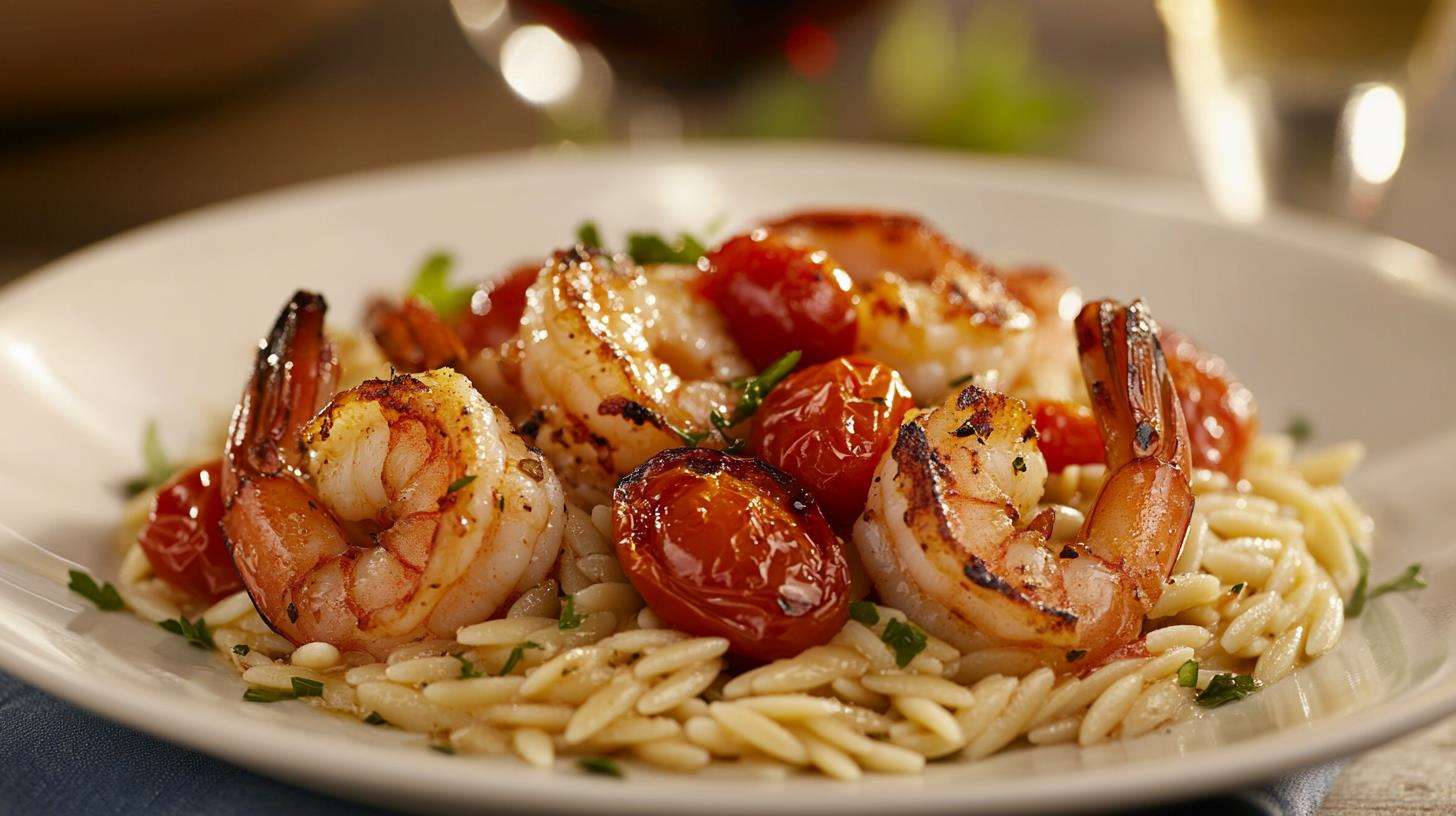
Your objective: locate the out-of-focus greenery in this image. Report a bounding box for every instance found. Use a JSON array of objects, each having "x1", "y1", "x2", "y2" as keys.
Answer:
[
  {"x1": 870, "y1": 0, "x2": 1086, "y2": 152},
  {"x1": 734, "y1": 76, "x2": 830, "y2": 139}
]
